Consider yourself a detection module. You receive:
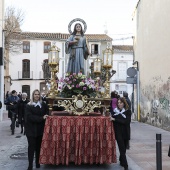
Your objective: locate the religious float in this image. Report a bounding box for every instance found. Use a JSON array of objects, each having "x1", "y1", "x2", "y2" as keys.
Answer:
[{"x1": 39, "y1": 18, "x2": 117, "y2": 166}]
